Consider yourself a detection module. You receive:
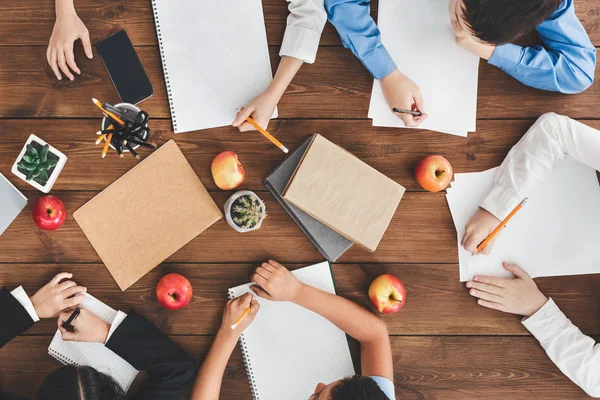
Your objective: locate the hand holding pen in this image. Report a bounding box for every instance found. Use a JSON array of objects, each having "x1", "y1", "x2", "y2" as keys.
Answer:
[{"x1": 58, "y1": 308, "x2": 111, "y2": 343}]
